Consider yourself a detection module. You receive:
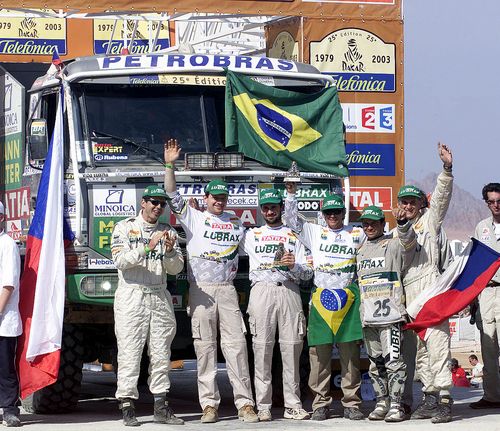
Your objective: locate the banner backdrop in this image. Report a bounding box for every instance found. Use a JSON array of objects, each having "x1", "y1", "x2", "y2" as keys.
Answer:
[{"x1": 266, "y1": 10, "x2": 404, "y2": 224}]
